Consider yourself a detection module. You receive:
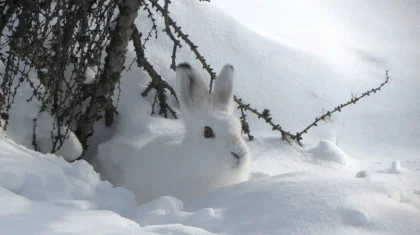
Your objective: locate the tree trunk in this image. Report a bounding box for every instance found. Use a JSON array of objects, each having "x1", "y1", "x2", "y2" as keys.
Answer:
[{"x1": 76, "y1": 0, "x2": 142, "y2": 153}]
